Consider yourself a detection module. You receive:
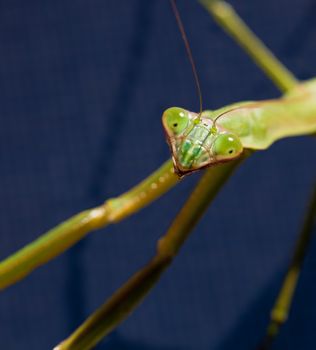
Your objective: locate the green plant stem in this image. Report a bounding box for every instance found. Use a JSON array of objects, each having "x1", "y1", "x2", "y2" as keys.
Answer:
[
  {"x1": 54, "y1": 152, "x2": 249, "y2": 350},
  {"x1": 199, "y1": 0, "x2": 298, "y2": 92},
  {"x1": 0, "y1": 160, "x2": 178, "y2": 290}
]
